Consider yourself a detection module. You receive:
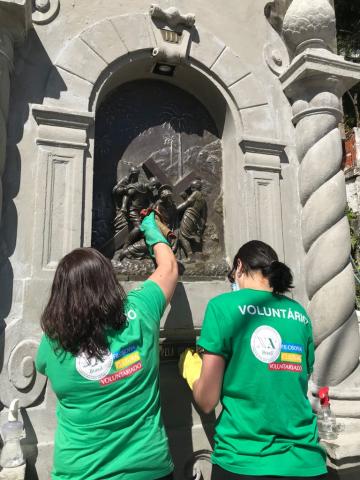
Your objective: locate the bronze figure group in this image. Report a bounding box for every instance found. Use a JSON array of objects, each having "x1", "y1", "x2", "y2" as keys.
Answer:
[{"x1": 109, "y1": 166, "x2": 207, "y2": 261}]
